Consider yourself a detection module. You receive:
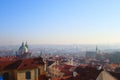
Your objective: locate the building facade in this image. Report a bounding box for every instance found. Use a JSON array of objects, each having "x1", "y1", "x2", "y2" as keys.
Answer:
[{"x1": 0, "y1": 56, "x2": 48, "y2": 80}]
